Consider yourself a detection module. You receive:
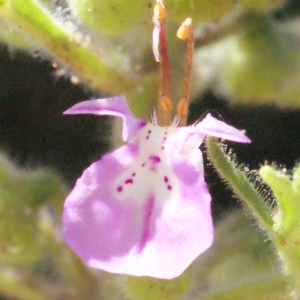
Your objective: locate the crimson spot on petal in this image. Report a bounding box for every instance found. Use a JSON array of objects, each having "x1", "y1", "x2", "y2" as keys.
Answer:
[{"x1": 149, "y1": 156, "x2": 161, "y2": 163}]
